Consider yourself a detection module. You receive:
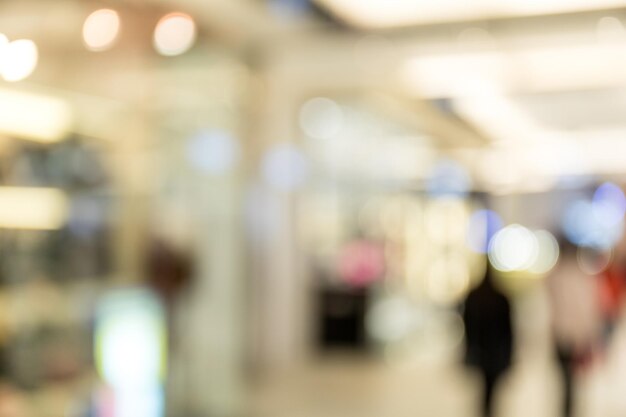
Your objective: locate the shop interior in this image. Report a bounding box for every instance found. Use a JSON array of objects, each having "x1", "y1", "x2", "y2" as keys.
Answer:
[{"x1": 2, "y1": 1, "x2": 626, "y2": 416}]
